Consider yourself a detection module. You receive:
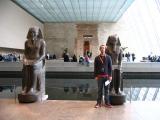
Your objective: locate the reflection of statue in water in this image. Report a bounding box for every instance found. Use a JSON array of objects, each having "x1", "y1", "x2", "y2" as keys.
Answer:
[
  {"x1": 18, "y1": 27, "x2": 47, "y2": 103},
  {"x1": 106, "y1": 34, "x2": 123, "y2": 95}
]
